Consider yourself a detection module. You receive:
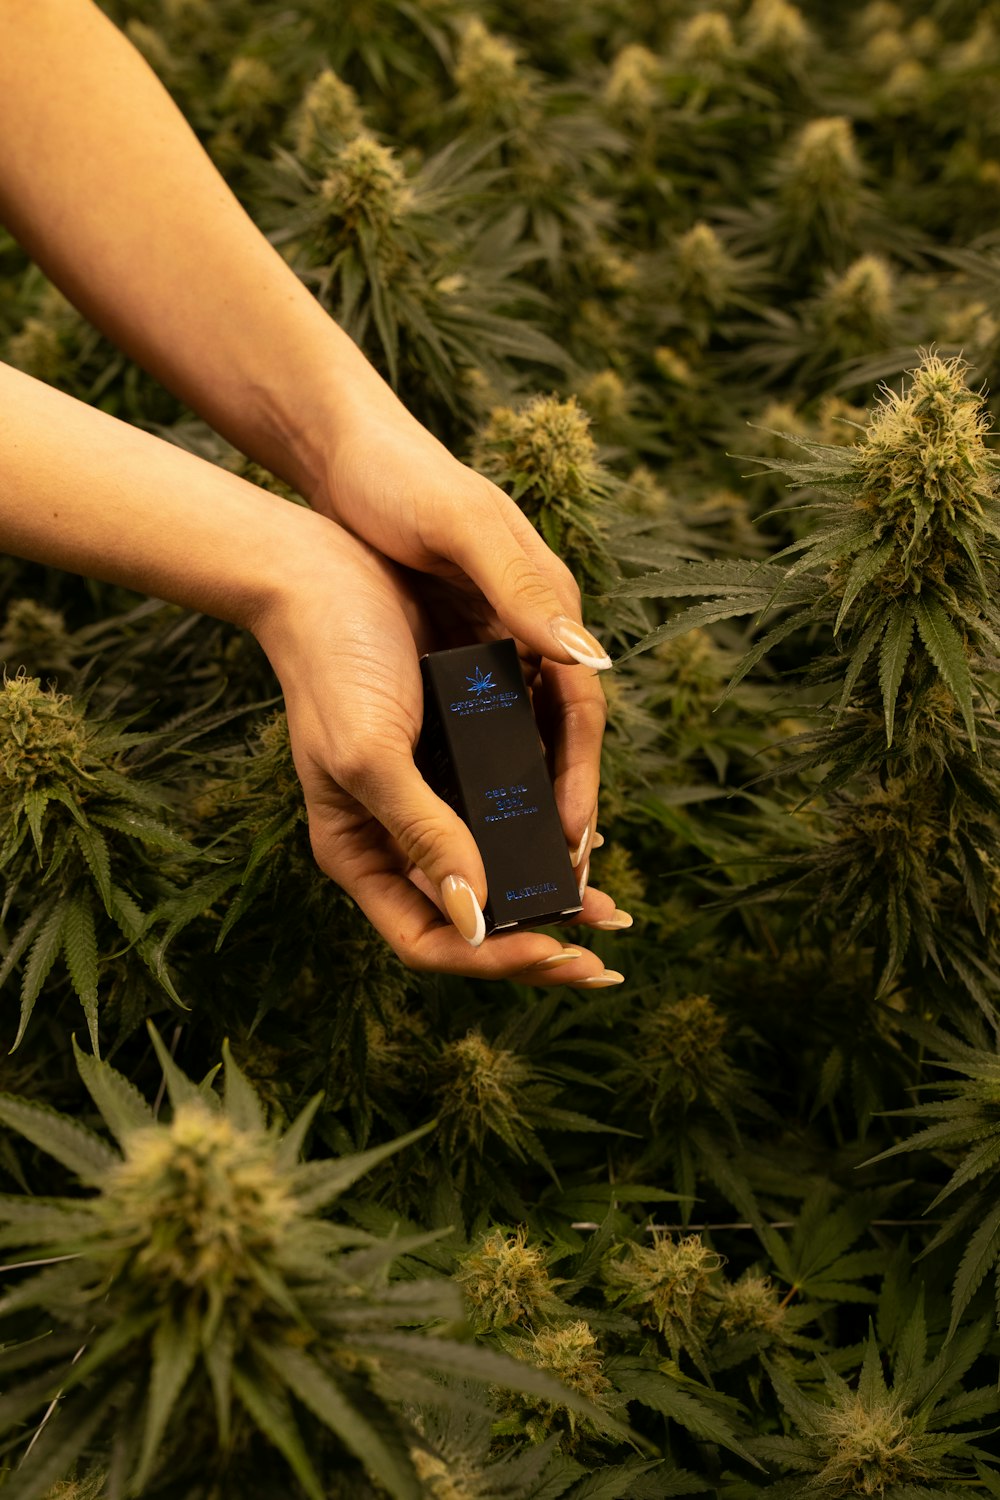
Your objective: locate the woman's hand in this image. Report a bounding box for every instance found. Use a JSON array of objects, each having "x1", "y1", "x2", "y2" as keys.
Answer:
[
  {"x1": 310, "y1": 392, "x2": 610, "y2": 882},
  {"x1": 253, "y1": 517, "x2": 625, "y2": 983}
]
